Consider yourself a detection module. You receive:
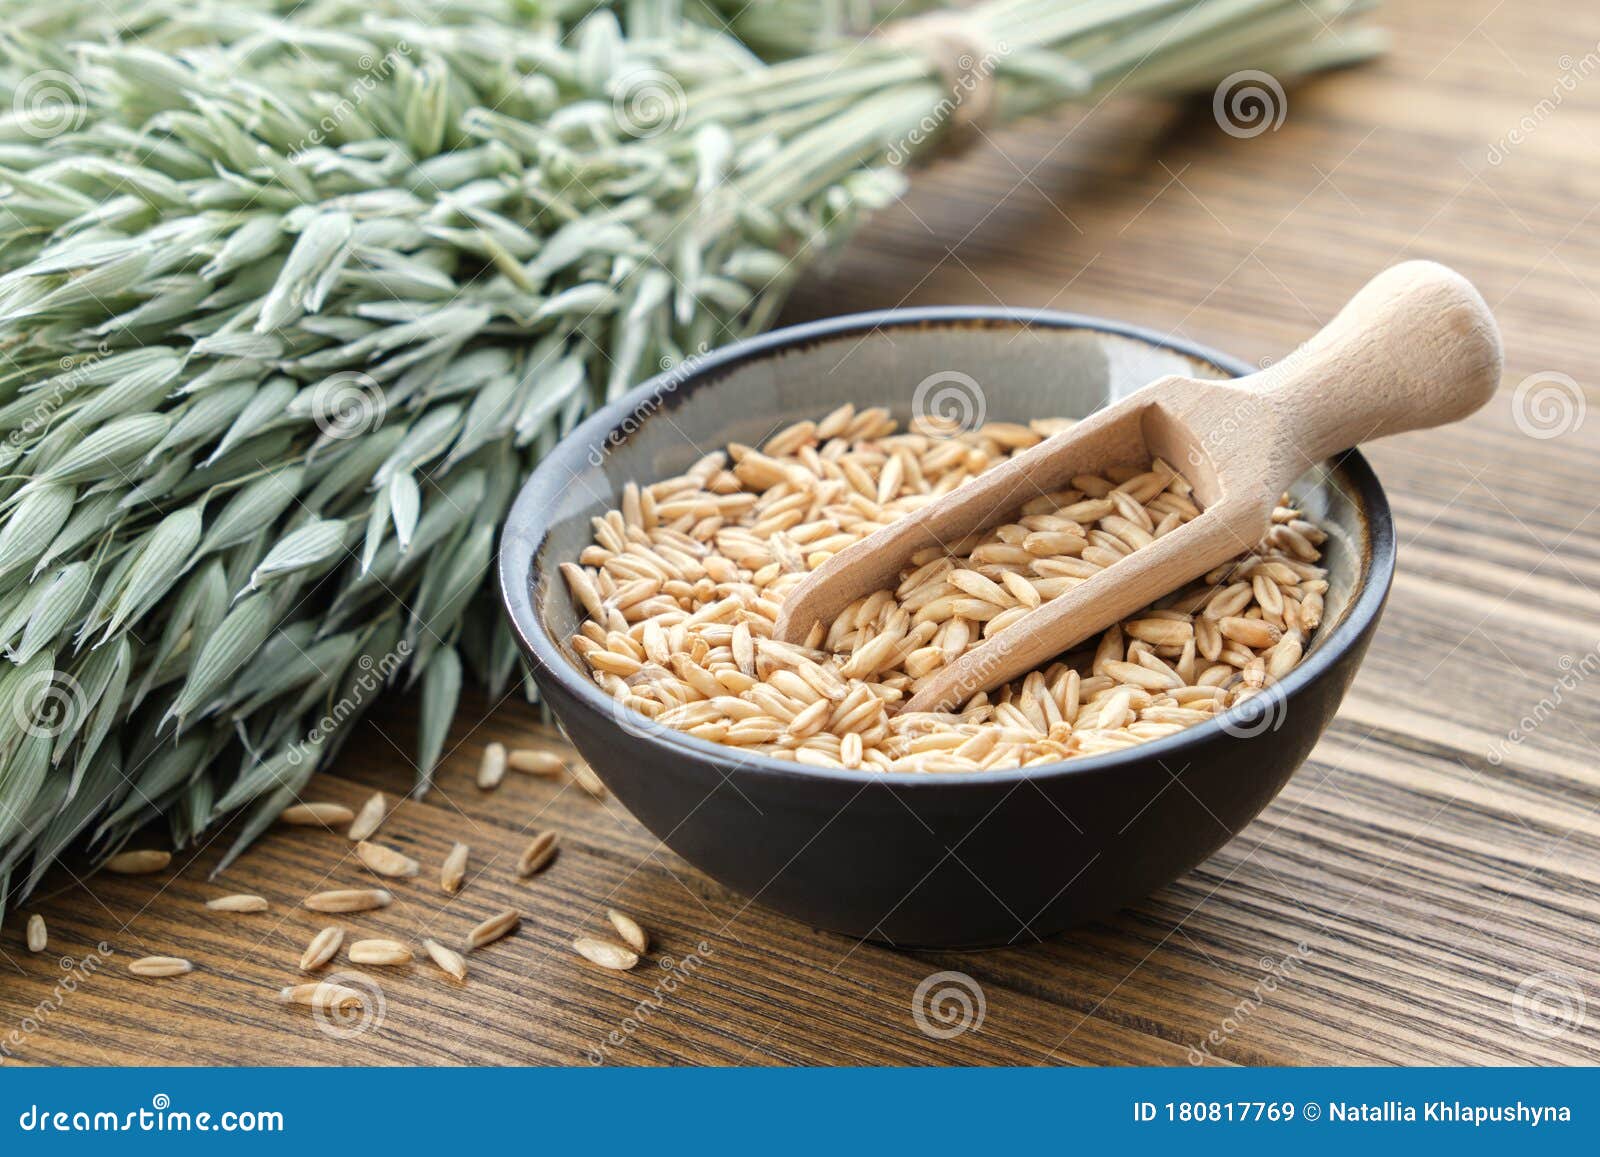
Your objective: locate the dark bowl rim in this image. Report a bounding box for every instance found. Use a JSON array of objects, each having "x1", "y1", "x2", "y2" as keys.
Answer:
[{"x1": 499, "y1": 305, "x2": 1396, "y2": 789}]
